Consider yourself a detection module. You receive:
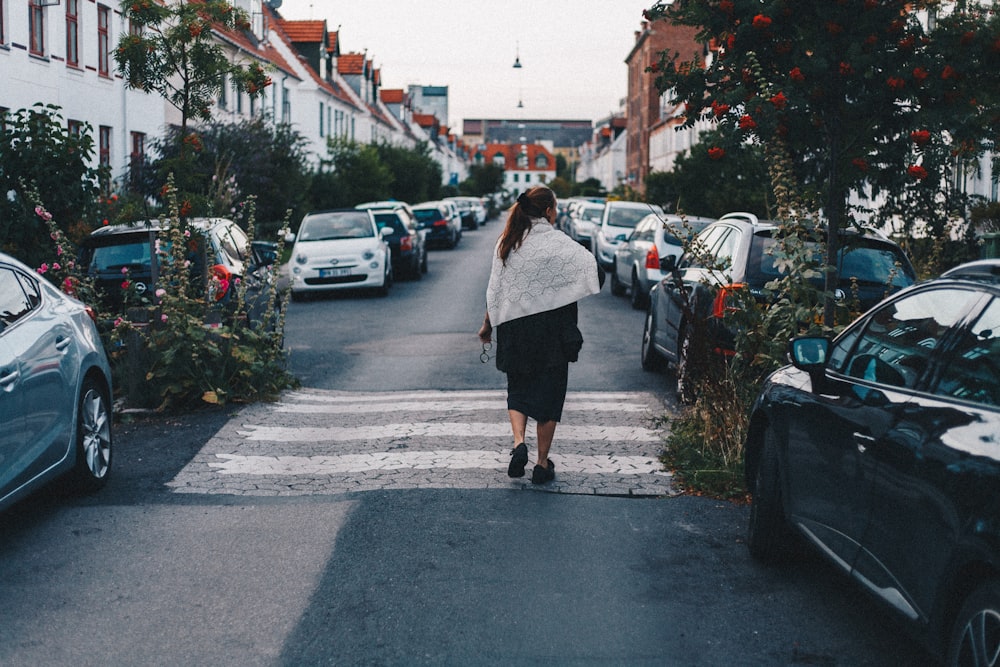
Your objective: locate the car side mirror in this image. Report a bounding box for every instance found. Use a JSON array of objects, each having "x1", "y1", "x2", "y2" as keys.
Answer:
[
  {"x1": 789, "y1": 337, "x2": 829, "y2": 368},
  {"x1": 380, "y1": 227, "x2": 394, "y2": 238},
  {"x1": 659, "y1": 254, "x2": 678, "y2": 272},
  {"x1": 284, "y1": 232, "x2": 296, "y2": 244}
]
